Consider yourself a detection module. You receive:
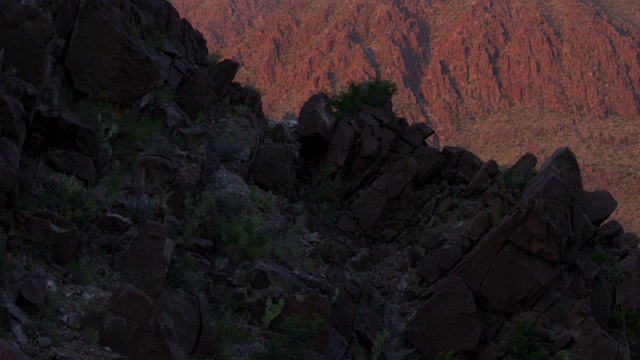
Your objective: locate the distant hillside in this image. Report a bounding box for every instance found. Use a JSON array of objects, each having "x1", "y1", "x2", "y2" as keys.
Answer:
[{"x1": 171, "y1": 0, "x2": 640, "y2": 231}]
